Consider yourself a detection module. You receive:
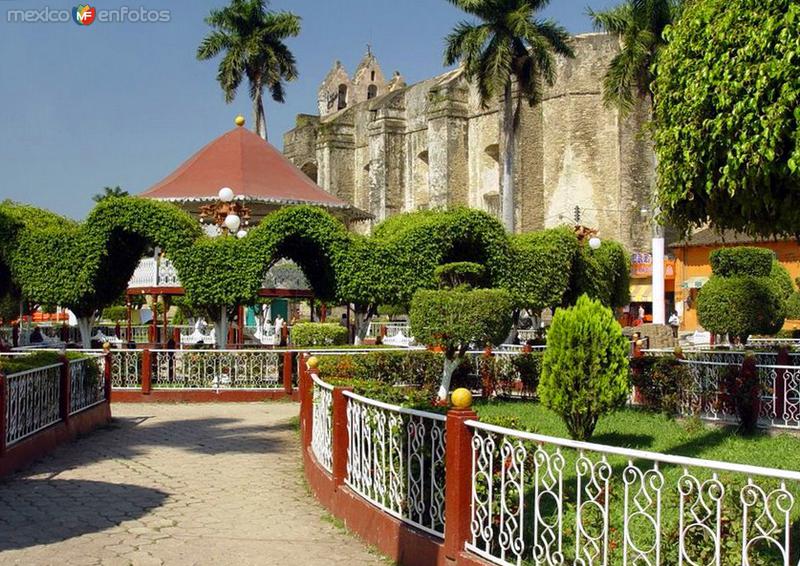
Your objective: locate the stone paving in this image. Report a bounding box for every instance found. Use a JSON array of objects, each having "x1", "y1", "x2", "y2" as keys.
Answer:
[{"x1": 0, "y1": 403, "x2": 385, "y2": 566}]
